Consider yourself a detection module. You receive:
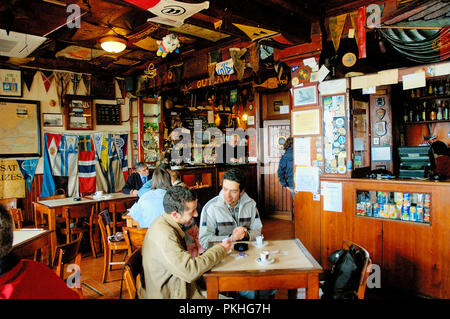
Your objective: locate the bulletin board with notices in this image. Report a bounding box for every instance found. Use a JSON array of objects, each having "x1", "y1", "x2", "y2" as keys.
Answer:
[{"x1": 96, "y1": 104, "x2": 121, "y2": 125}]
